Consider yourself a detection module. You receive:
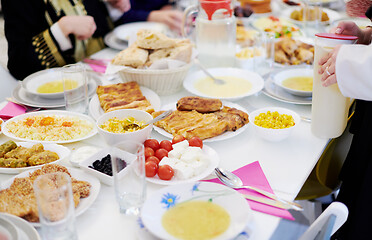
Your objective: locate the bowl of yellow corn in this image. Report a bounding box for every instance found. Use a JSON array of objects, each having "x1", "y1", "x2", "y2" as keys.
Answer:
[{"x1": 248, "y1": 107, "x2": 300, "y2": 142}]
